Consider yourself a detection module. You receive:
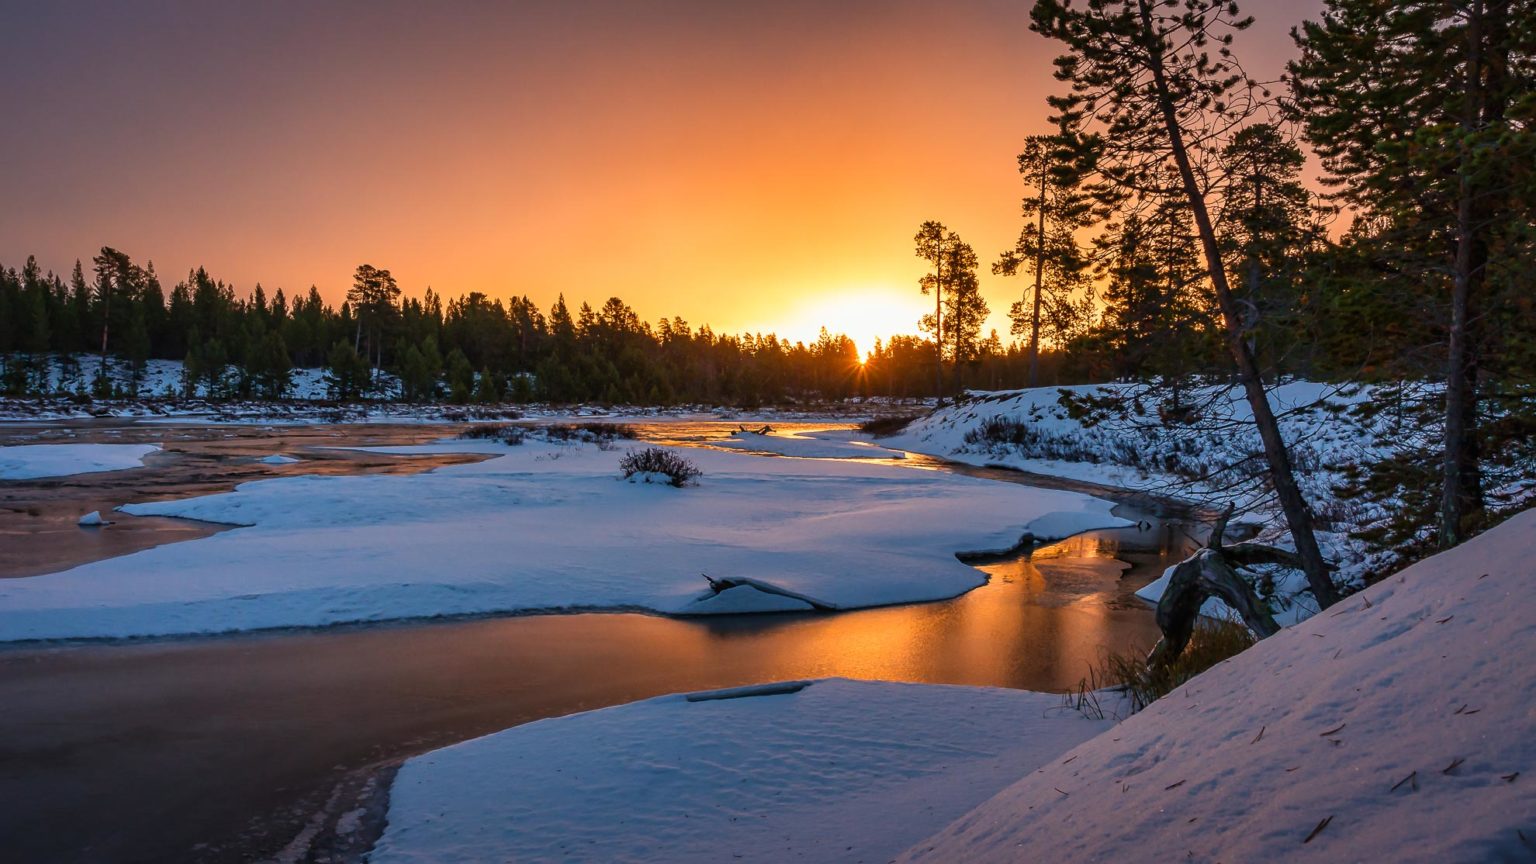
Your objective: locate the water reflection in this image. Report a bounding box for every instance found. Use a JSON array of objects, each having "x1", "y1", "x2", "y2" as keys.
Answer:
[{"x1": 667, "y1": 521, "x2": 1184, "y2": 692}]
